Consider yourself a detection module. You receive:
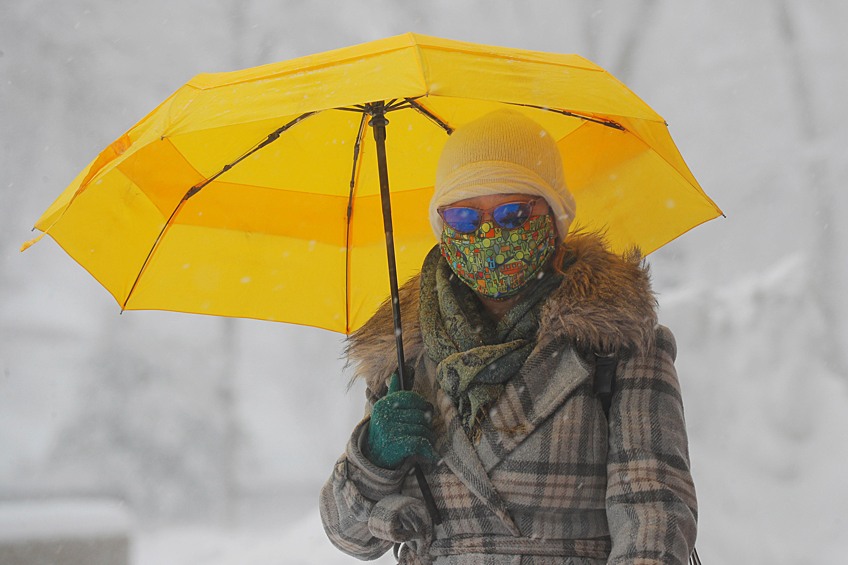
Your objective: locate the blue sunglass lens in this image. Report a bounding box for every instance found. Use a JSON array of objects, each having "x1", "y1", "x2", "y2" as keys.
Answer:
[
  {"x1": 442, "y1": 207, "x2": 482, "y2": 233},
  {"x1": 492, "y1": 202, "x2": 533, "y2": 229}
]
